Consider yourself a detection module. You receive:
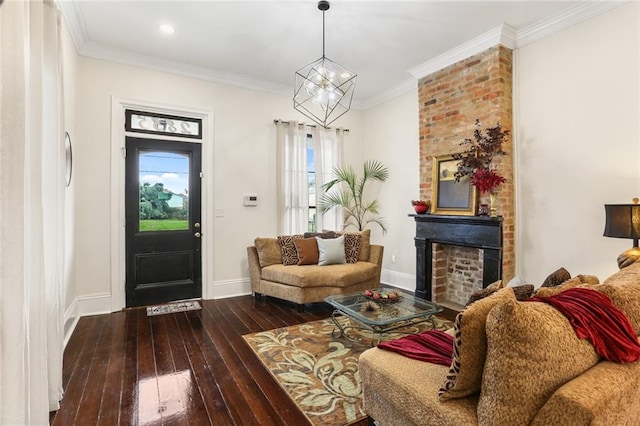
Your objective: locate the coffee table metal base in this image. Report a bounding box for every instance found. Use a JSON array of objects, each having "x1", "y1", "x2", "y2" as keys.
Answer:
[{"x1": 330, "y1": 309, "x2": 438, "y2": 345}]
